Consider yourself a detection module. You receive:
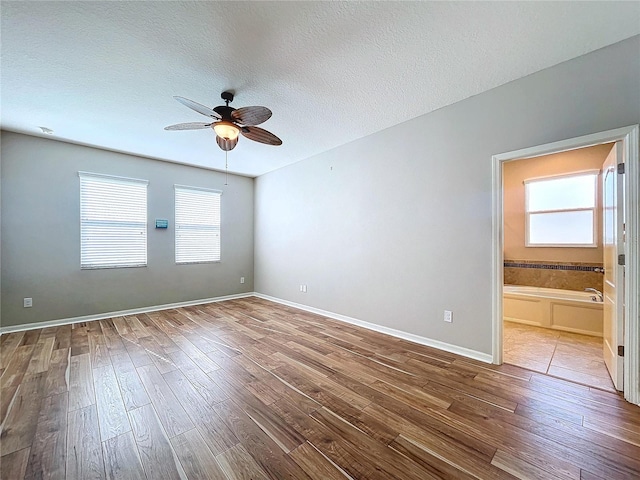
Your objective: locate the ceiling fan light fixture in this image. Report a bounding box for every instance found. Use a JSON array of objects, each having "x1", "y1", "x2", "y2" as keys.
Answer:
[
  {"x1": 213, "y1": 121, "x2": 239, "y2": 140},
  {"x1": 167, "y1": 93, "x2": 281, "y2": 149}
]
